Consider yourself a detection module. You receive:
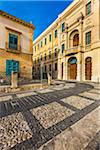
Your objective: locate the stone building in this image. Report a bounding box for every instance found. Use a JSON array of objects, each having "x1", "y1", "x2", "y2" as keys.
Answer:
[
  {"x1": 0, "y1": 10, "x2": 35, "y2": 79},
  {"x1": 33, "y1": 0, "x2": 100, "y2": 82}
]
